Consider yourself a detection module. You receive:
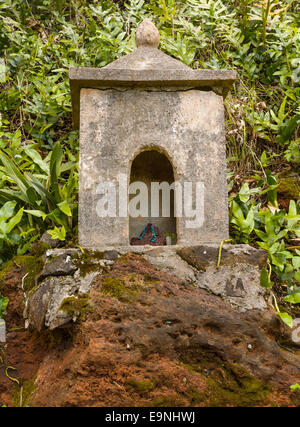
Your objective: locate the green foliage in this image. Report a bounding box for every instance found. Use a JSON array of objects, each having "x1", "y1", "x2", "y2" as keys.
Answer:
[
  {"x1": 260, "y1": 266, "x2": 273, "y2": 289},
  {"x1": 277, "y1": 311, "x2": 293, "y2": 328},
  {"x1": 0, "y1": 200, "x2": 25, "y2": 263},
  {"x1": 290, "y1": 383, "x2": 300, "y2": 392},
  {"x1": 230, "y1": 173, "x2": 299, "y2": 327},
  {"x1": 0, "y1": 0, "x2": 298, "y2": 167},
  {"x1": 0, "y1": 292, "x2": 8, "y2": 317},
  {"x1": 230, "y1": 177, "x2": 299, "y2": 286},
  {"x1": 47, "y1": 225, "x2": 66, "y2": 241},
  {"x1": 0, "y1": 126, "x2": 77, "y2": 259},
  {"x1": 284, "y1": 292, "x2": 300, "y2": 304}
]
